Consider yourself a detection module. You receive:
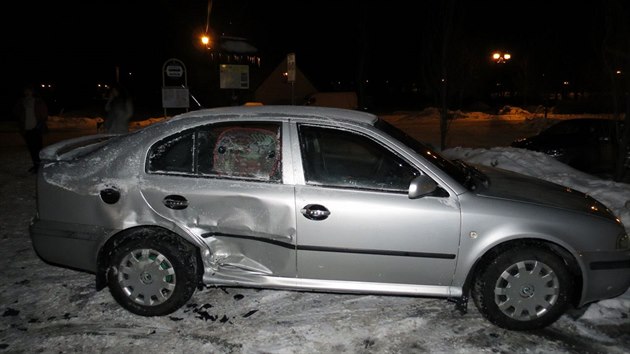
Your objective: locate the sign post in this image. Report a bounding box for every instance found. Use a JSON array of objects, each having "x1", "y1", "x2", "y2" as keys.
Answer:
[
  {"x1": 161, "y1": 58, "x2": 189, "y2": 117},
  {"x1": 219, "y1": 64, "x2": 250, "y2": 106},
  {"x1": 287, "y1": 53, "x2": 296, "y2": 105},
  {"x1": 219, "y1": 64, "x2": 250, "y2": 89}
]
